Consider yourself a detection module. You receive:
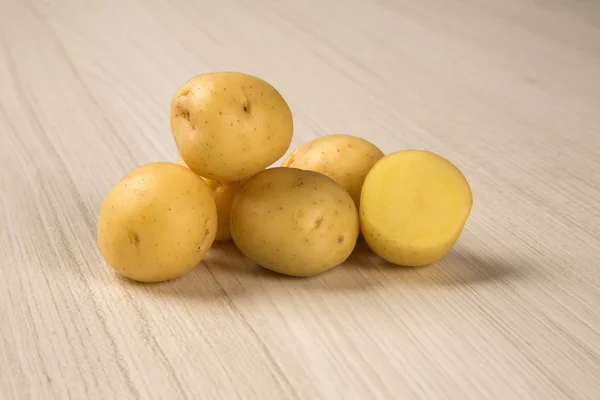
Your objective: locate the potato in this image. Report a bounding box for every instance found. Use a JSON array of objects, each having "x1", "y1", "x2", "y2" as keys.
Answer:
[
  {"x1": 230, "y1": 167, "x2": 359, "y2": 276},
  {"x1": 97, "y1": 162, "x2": 217, "y2": 282},
  {"x1": 176, "y1": 157, "x2": 242, "y2": 241},
  {"x1": 360, "y1": 150, "x2": 472, "y2": 266},
  {"x1": 170, "y1": 72, "x2": 293, "y2": 182},
  {"x1": 282, "y1": 134, "x2": 384, "y2": 207}
]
